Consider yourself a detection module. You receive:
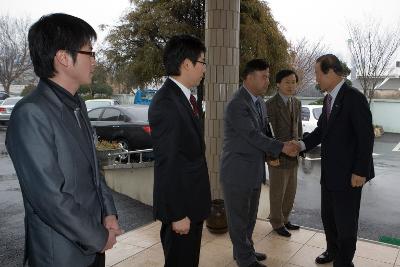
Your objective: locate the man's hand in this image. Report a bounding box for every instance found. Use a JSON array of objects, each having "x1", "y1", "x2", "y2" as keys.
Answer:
[
  {"x1": 172, "y1": 216, "x2": 191, "y2": 235},
  {"x1": 351, "y1": 174, "x2": 366, "y2": 187},
  {"x1": 282, "y1": 141, "x2": 299, "y2": 157},
  {"x1": 101, "y1": 228, "x2": 123, "y2": 252},
  {"x1": 104, "y1": 215, "x2": 123, "y2": 233}
]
